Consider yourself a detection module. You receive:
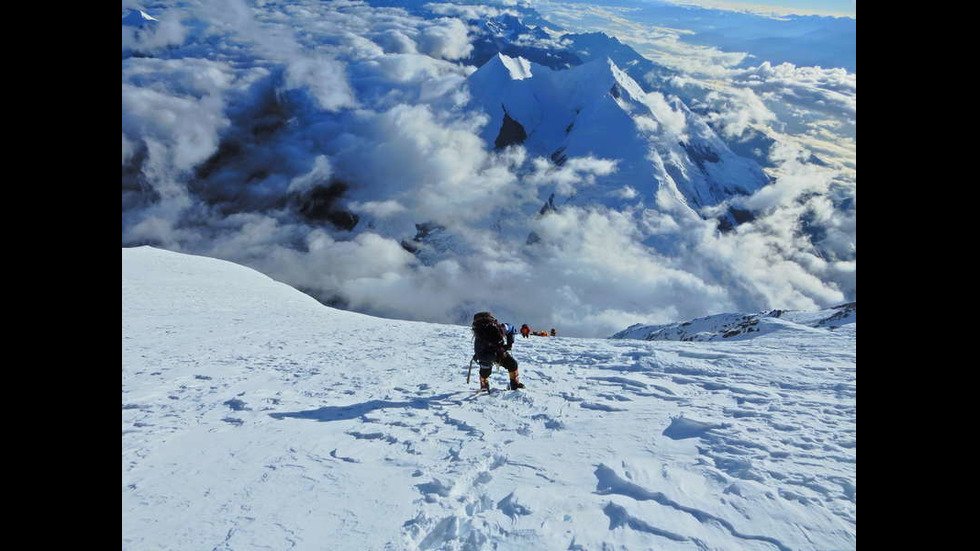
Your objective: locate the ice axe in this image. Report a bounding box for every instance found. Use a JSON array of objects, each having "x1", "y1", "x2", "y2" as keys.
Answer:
[{"x1": 466, "y1": 355, "x2": 476, "y2": 384}]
